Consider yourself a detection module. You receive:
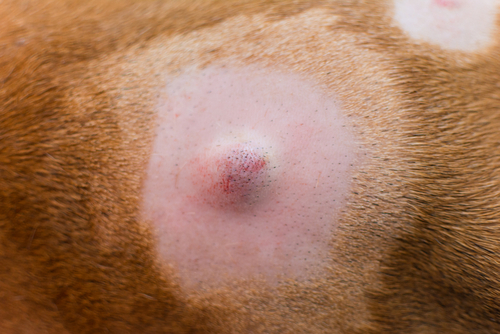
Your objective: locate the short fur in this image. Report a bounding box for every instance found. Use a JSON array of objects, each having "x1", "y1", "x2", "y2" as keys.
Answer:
[{"x1": 1, "y1": 0, "x2": 500, "y2": 333}]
